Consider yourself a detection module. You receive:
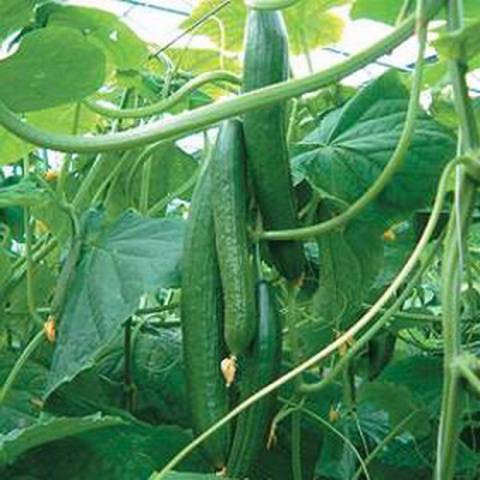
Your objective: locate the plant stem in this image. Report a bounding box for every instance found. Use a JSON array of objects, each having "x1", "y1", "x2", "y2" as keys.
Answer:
[
  {"x1": 279, "y1": 397, "x2": 372, "y2": 480},
  {"x1": 57, "y1": 102, "x2": 82, "y2": 201},
  {"x1": 0, "y1": 330, "x2": 45, "y2": 404},
  {"x1": 23, "y1": 153, "x2": 43, "y2": 328},
  {"x1": 147, "y1": 168, "x2": 200, "y2": 216},
  {"x1": 260, "y1": 8, "x2": 429, "y2": 241},
  {"x1": 123, "y1": 318, "x2": 135, "y2": 412},
  {"x1": 84, "y1": 71, "x2": 241, "y2": 119},
  {"x1": 0, "y1": 0, "x2": 445, "y2": 154},
  {"x1": 351, "y1": 410, "x2": 418, "y2": 480},
  {"x1": 148, "y1": 156, "x2": 456, "y2": 480},
  {"x1": 300, "y1": 175, "x2": 448, "y2": 394},
  {"x1": 435, "y1": 1, "x2": 480, "y2": 477},
  {"x1": 286, "y1": 285, "x2": 303, "y2": 480},
  {"x1": 149, "y1": 0, "x2": 231, "y2": 59}
]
